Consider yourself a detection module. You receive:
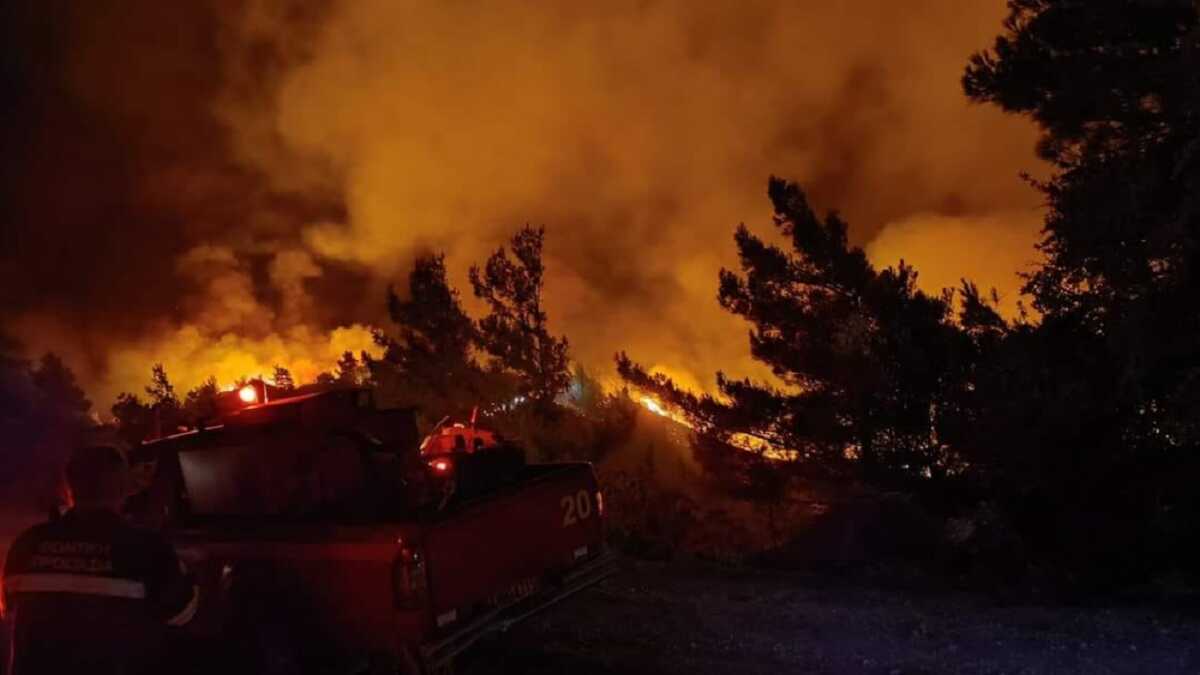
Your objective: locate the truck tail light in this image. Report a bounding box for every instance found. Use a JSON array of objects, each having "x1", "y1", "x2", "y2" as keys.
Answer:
[{"x1": 393, "y1": 545, "x2": 427, "y2": 609}]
